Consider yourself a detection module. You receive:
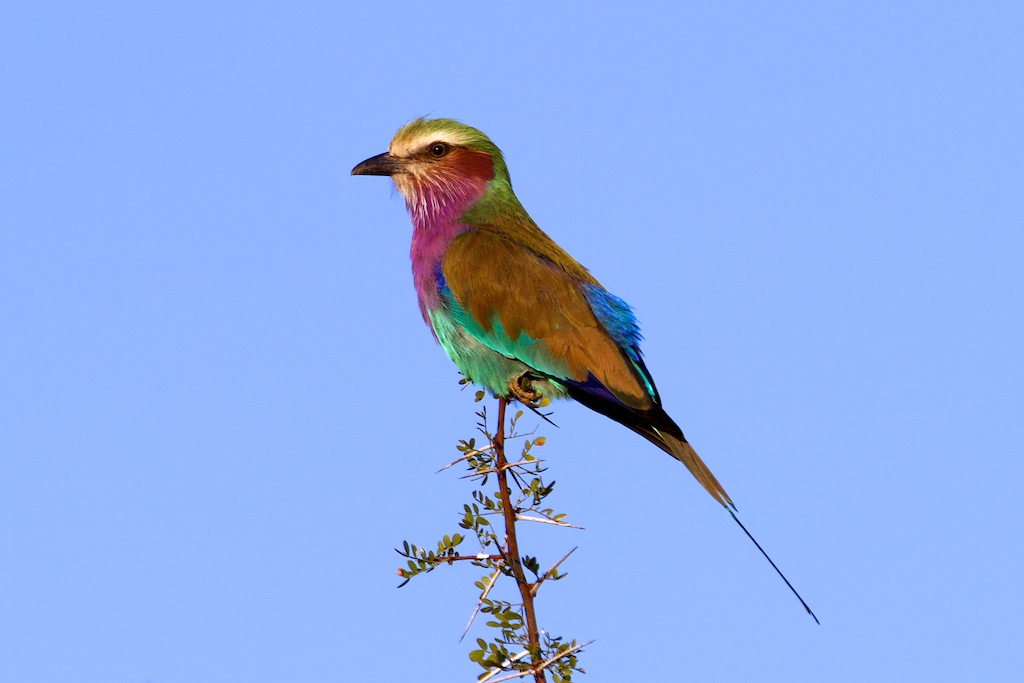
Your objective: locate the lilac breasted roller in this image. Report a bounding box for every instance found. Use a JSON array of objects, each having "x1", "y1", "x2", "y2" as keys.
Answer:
[{"x1": 352, "y1": 118, "x2": 817, "y2": 622}]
